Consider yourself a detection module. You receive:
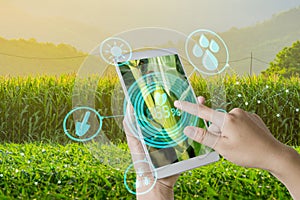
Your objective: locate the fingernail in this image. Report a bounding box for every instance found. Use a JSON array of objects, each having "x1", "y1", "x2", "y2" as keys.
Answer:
[
  {"x1": 197, "y1": 96, "x2": 205, "y2": 104},
  {"x1": 174, "y1": 101, "x2": 180, "y2": 108},
  {"x1": 184, "y1": 127, "x2": 196, "y2": 138}
]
